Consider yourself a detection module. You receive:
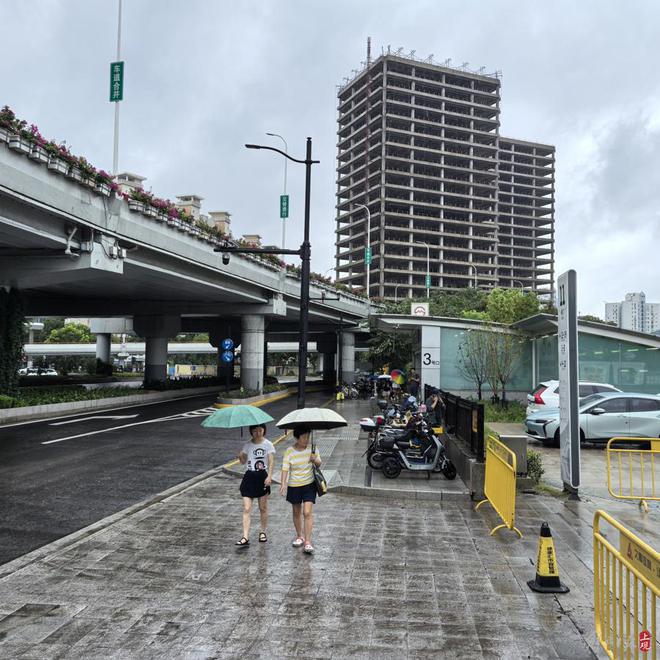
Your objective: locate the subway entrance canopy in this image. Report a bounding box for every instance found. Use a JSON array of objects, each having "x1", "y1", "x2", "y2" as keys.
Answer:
[{"x1": 373, "y1": 313, "x2": 660, "y2": 396}]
